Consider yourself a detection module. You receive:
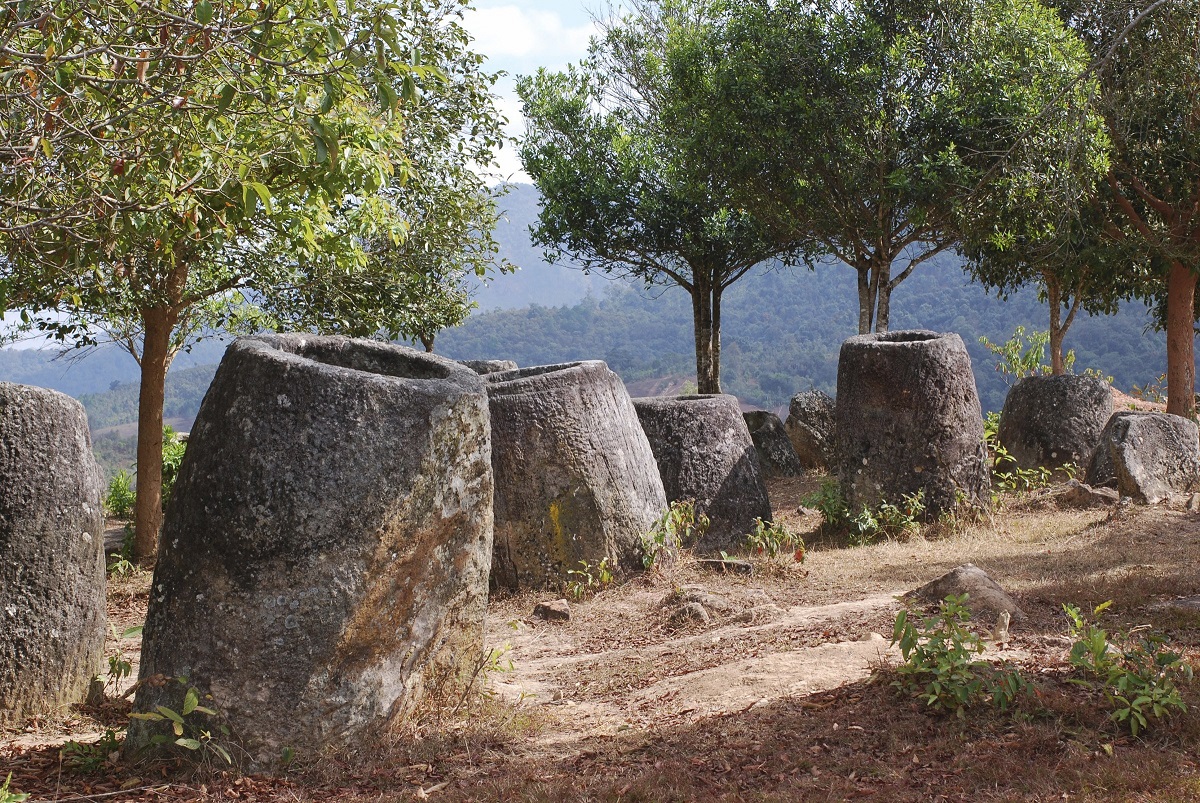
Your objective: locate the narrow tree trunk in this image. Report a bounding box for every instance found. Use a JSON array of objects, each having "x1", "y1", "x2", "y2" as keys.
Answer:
[
  {"x1": 419, "y1": 333, "x2": 435, "y2": 352},
  {"x1": 133, "y1": 307, "x2": 176, "y2": 564},
  {"x1": 1047, "y1": 274, "x2": 1066, "y2": 376},
  {"x1": 856, "y1": 265, "x2": 872, "y2": 335},
  {"x1": 691, "y1": 275, "x2": 720, "y2": 394},
  {"x1": 710, "y1": 284, "x2": 723, "y2": 394},
  {"x1": 874, "y1": 258, "x2": 893, "y2": 333},
  {"x1": 1165, "y1": 259, "x2": 1197, "y2": 419}
]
